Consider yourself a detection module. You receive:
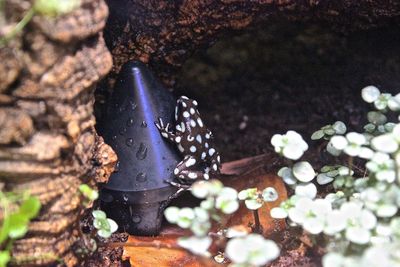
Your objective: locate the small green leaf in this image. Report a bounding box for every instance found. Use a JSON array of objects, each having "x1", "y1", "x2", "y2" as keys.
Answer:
[
  {"x1": 0, "y1": 216, "x2": 11, "y2": 244},
  {"x1": 364, "y1": 123, "x2": 376, "y2": 133},
  {"x1": 0, "y1": 251, "x2": 10, "y2": 267},
  {"x1": 92, "y1": 210, "x2": 106, "y2": 220},
  {"x1": 262, "y1": 187, "x2": 278, "y2": 202},
  {"x1": 97, "y1": 229, "x2": 112, "y2": 238},
  {"x1": 164, "y1": 207, "x2": 180, "y2": 223},
  {"x1": 8, "y1": 213, "x2": 29, "y2": 239},
  {"x1": 107, "y1": 218, "x2": 118, "y2": 234},
  {"x1": 323, "y1": 127, "x2": 335, "y2": 135},
  {"x1": 367, "y1": 111, "x2": 387, "y2": 125},
  {"x1": 244, "y1": 199, "x2": 263, "y2": 210},
  {"x1": 34, "y1": 0, "x2": 81, "y2": 16},
  {"x1": 19, "y1": 196, "x2": 41, "y2": 219},
  {"x1": 332, "y1": 121, "x2": 347, "y2": 135},
  {"x1": 292, "y1": 161, "x2": 316, "y2": 183},
  {"x1": 79, "y1": 184, "x2": 99, "y2": 201},
  {"x1": 311, "y1": 130, "x2": 324, "y2": 140}
]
